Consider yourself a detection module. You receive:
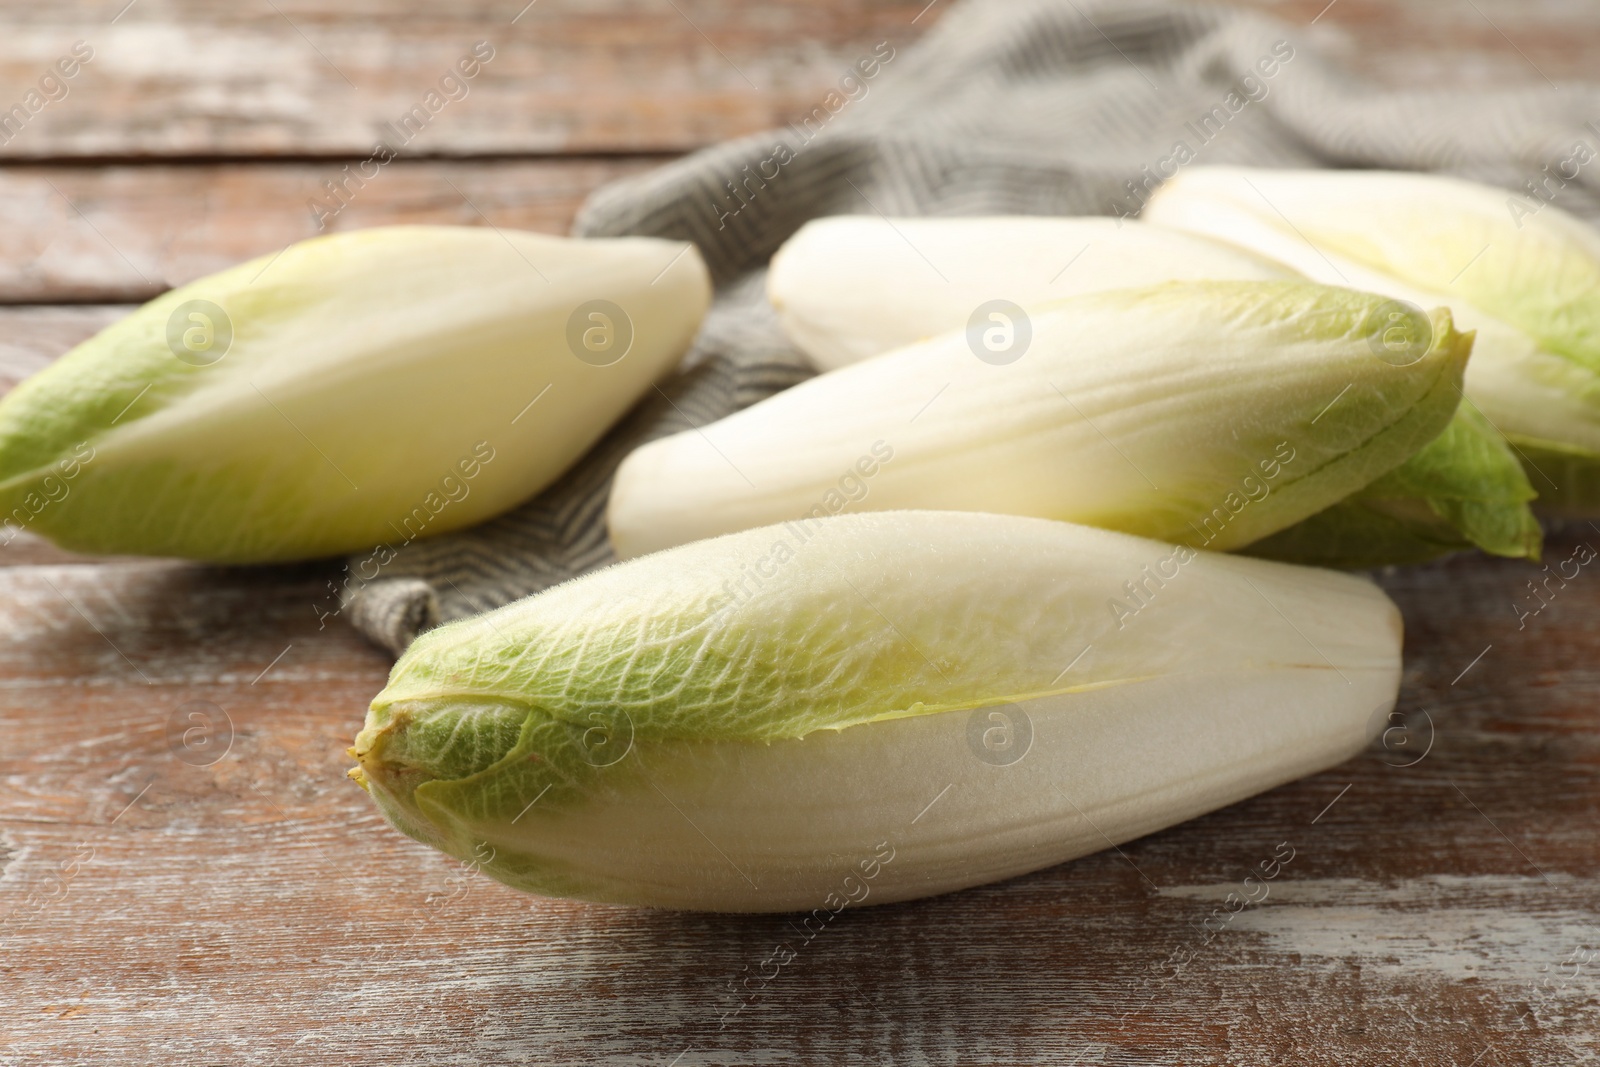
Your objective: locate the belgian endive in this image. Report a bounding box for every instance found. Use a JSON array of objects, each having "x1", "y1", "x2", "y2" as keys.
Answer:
[
  {"x1": 350, "y1": 511, "x2": 1400, "y2": 912},
  {"x1": 1246, "y1": 404, "x2": 1540, "y2": 568},
  {"x1": 1144, "y1": 166, "x2": 1600, "y2": 515},
  {"x1": 0, "y1": 226, "x2": 710, "y2": 562},
  {"x1": 765, "y1": 214, "x2": 1538, "y2": 565},
  {"x1": 767, "y1": 216, "x2": 1294, "y2": 371},
  {"x1": 608, "y1": 281, "x2": 1471, "y2": 559}
]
